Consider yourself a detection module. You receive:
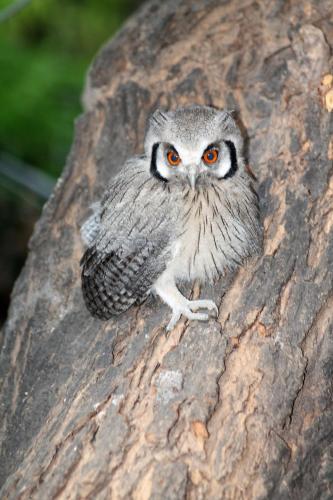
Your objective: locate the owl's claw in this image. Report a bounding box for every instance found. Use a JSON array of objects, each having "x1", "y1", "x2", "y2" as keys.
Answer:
[
  {"x1": 166, "y1": 299, "x2": 218, "y2": 331},
  {"x1": 189, "y1": 299, "x2": 218, "y2": 317},
  {"x1": 154, "y1": 276, "x2": 219, "y2": 331},
  {"x1": 166, "y1": 309, "x2": 209, "y2": 331}
]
